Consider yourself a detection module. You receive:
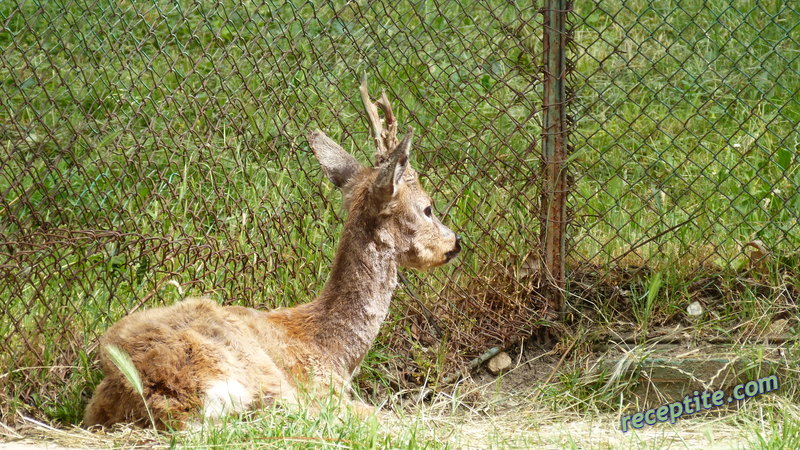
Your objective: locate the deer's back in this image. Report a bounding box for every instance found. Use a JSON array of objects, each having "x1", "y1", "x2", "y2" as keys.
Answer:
[{"x1": 86, "y1": 297, "x2": 296, "y2": 427}]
